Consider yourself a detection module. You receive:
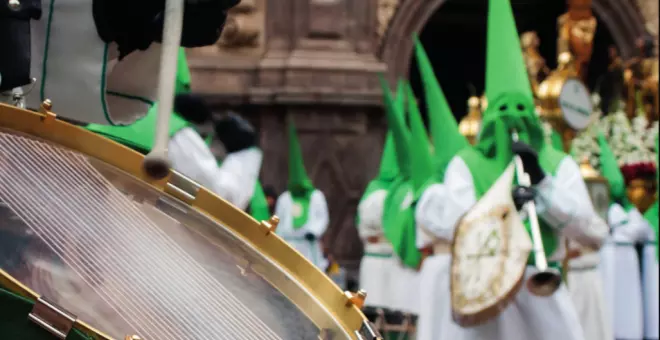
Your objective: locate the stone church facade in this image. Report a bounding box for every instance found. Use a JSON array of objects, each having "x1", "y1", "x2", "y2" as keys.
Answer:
[{"x1": 189, "y1": 0, "x2": 654, "y2": 267}]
